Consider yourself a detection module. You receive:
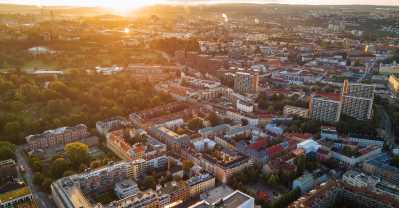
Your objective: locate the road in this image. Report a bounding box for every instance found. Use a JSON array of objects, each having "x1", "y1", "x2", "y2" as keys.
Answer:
[{"x1": 16, "y1": 146, "x2": 57, "y2": 208}]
